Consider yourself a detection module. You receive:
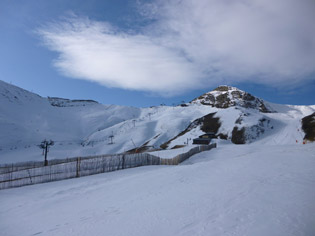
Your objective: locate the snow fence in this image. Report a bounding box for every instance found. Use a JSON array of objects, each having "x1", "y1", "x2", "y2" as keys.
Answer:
[{"x1": 0, "y1": 144, "x2": 216, "y2": 190}]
